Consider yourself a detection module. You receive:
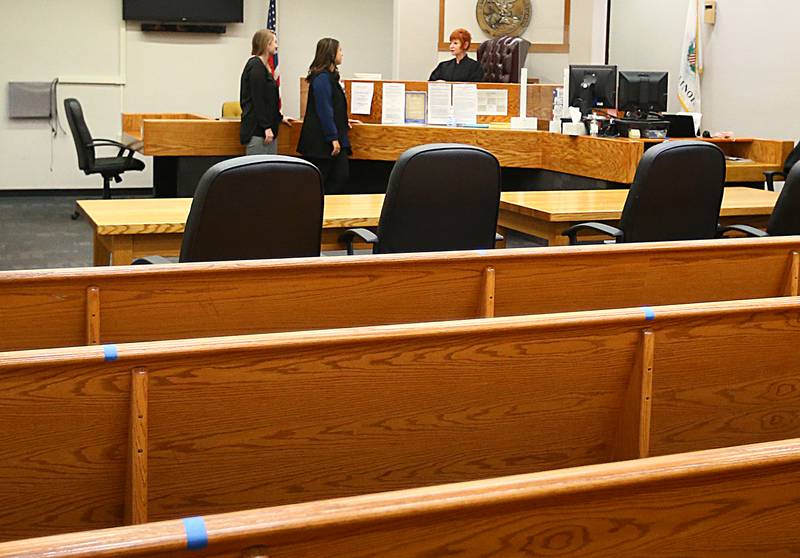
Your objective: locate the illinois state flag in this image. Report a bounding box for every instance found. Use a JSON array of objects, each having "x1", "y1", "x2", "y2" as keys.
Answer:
[{"x1": 678, "y1": 0, "x2": 703, "y2": 113}]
